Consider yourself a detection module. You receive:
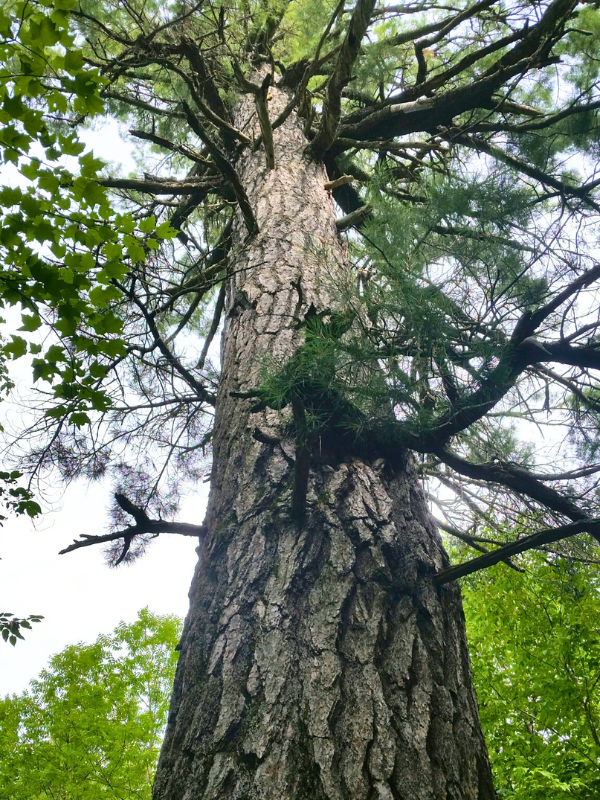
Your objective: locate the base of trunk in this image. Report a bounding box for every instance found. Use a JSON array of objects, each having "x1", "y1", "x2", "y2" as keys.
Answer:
[{"x1": 153, "y1": 456, "x2": 495, "y2": 800}]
